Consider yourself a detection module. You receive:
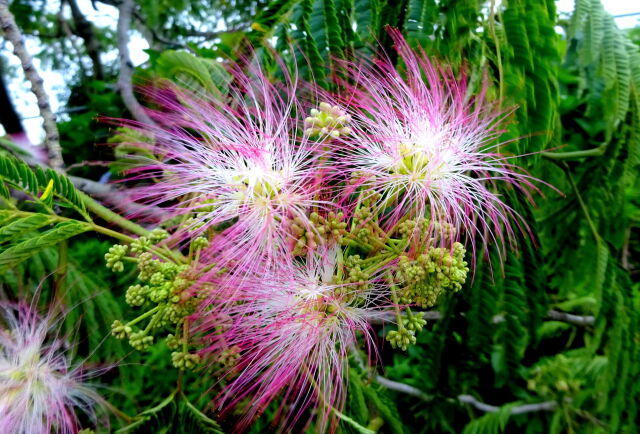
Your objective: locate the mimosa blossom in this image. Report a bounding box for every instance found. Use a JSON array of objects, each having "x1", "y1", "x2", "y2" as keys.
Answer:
[
  {"x1": 196, "y1": 248, "x2": 388, "y2": 431},
  {"x1": 116, "y1": 66, "x2": 330, "y2": 273},
  {"x1": 0, "y1": 301, "x2": 103, "y2": 434},
  {"x1": 339, "y1": 30, "x2": 538, "y2": 256}
]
